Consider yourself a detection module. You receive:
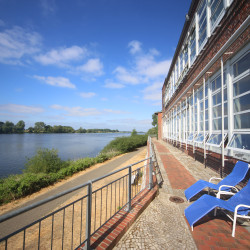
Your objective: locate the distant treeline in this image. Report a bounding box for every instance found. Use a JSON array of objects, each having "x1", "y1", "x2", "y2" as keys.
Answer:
[{"x1": 0, "y1": 120, "x2": 119, "y2": 134}]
